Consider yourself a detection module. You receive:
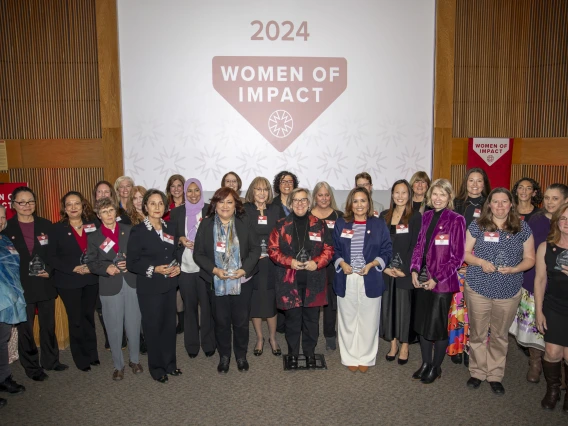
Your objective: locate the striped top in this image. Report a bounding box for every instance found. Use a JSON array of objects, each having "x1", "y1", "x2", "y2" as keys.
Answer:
[{"x1": 350, "y1": 221, "x2": 366, "y2": 267}]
